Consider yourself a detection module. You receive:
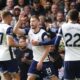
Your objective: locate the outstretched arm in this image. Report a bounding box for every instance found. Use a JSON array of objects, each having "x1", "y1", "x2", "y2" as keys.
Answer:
[{"x1": 32, "y1": 28, "x2": 62, "y2": 46}]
